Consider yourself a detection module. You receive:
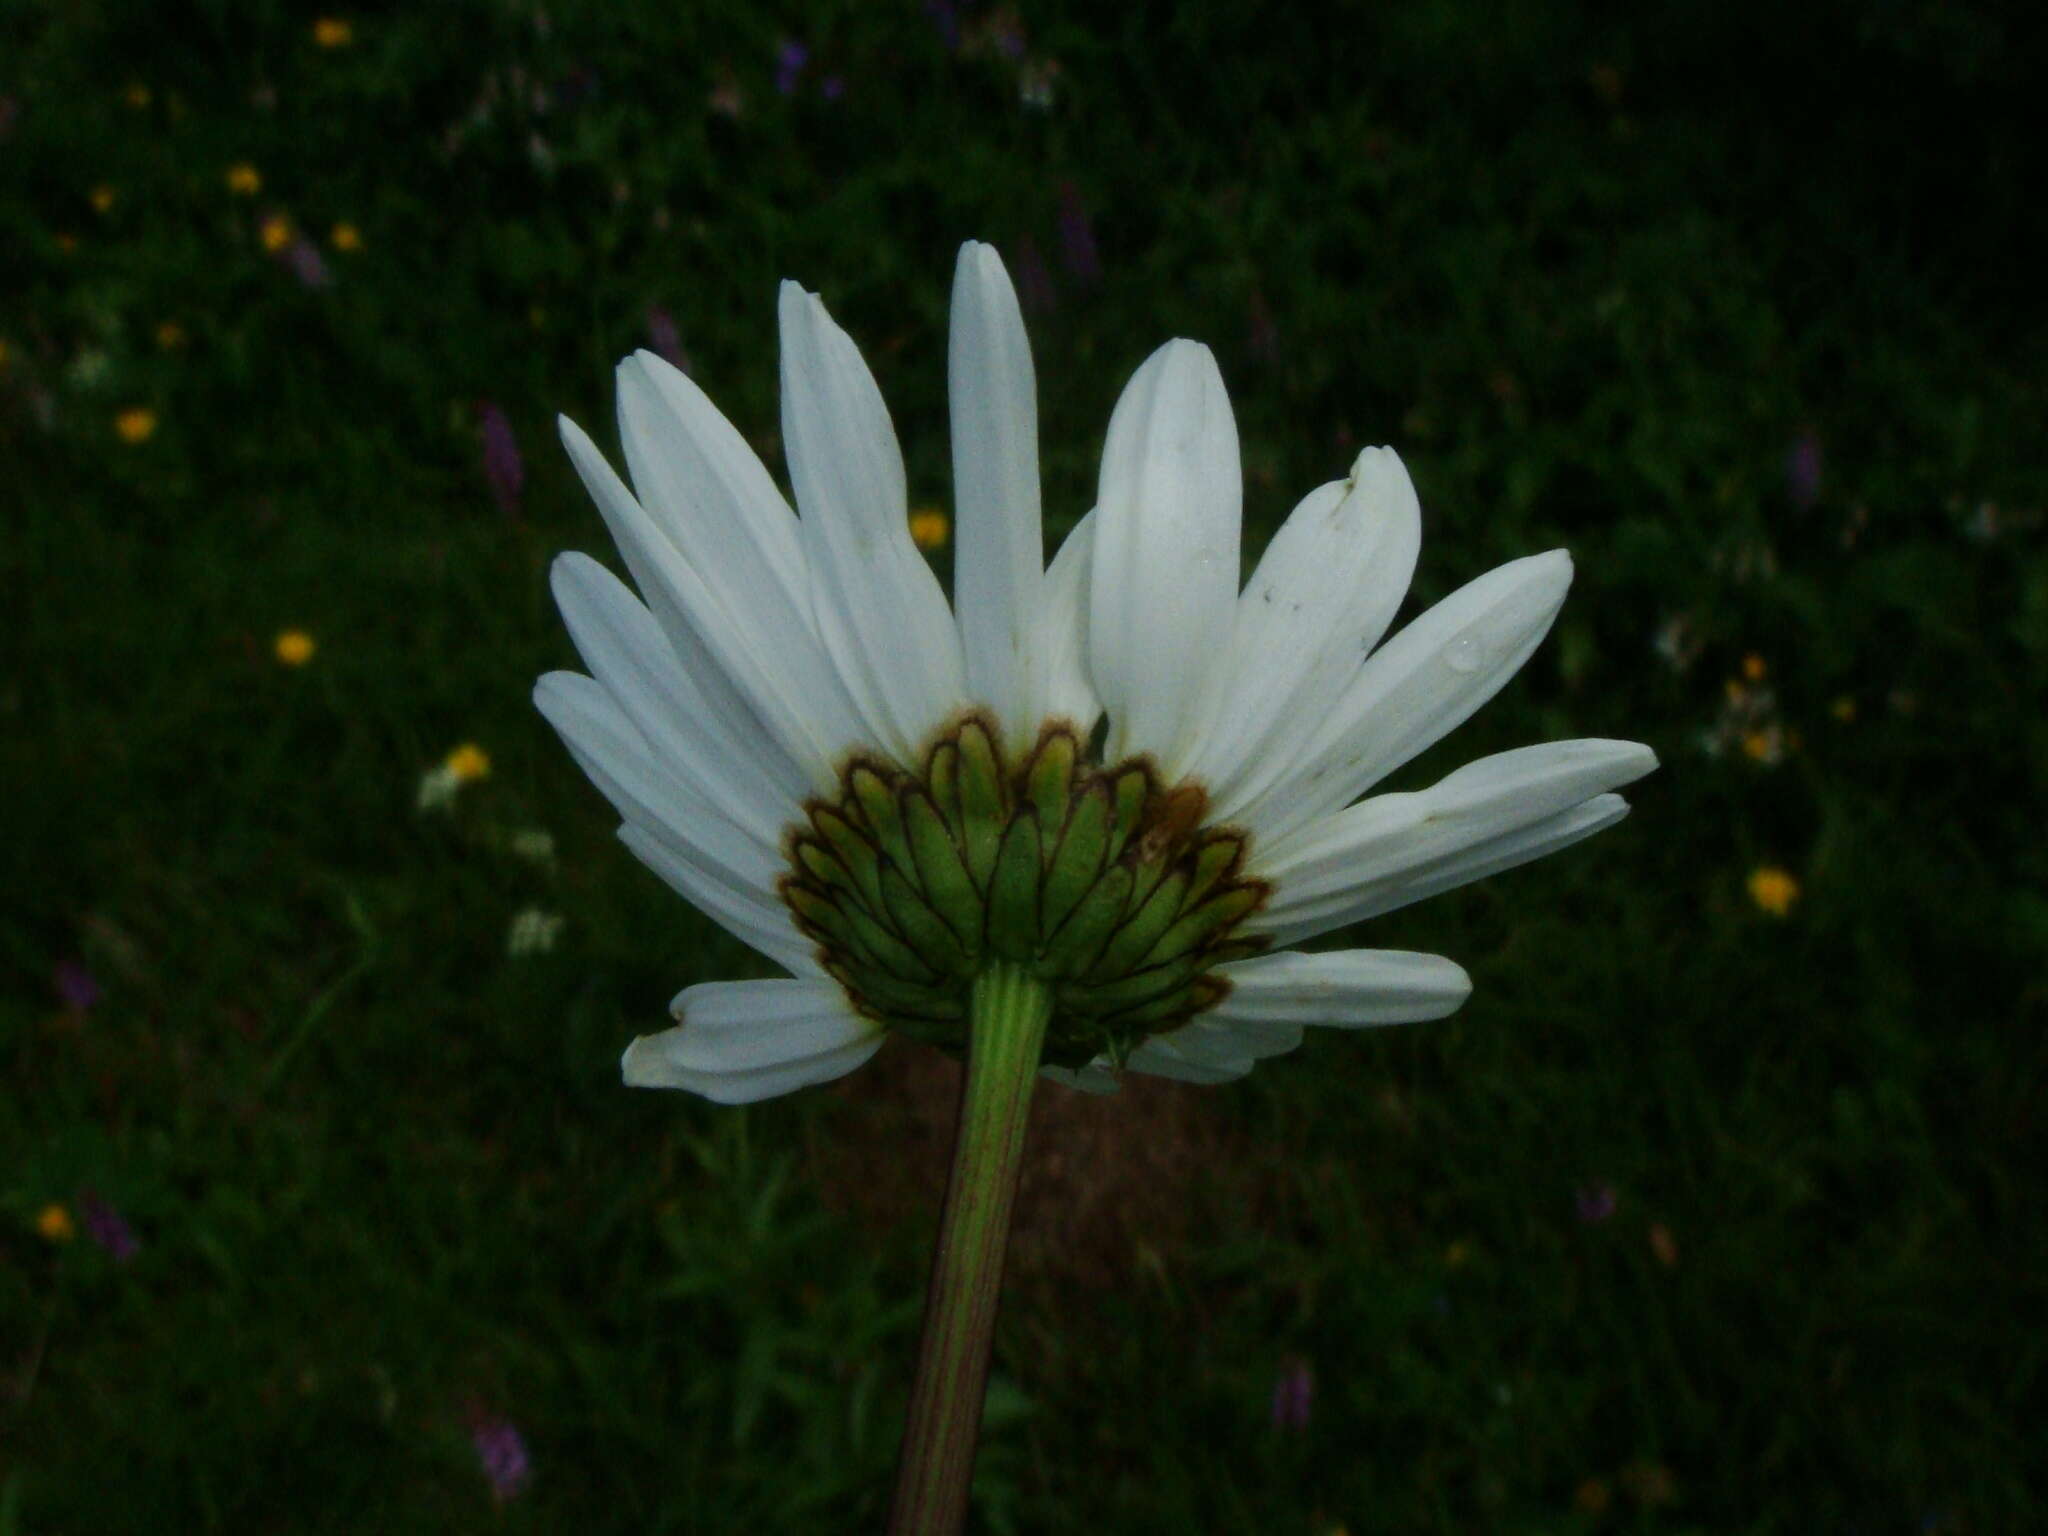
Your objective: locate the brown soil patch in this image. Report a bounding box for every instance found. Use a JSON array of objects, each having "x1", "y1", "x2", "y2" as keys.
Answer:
[{"x1": 806, "y1": 1035, "x2": 1265, "y2": 1301}]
